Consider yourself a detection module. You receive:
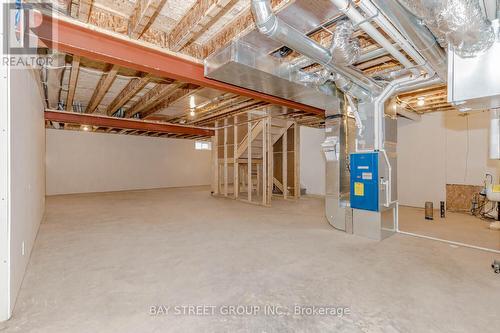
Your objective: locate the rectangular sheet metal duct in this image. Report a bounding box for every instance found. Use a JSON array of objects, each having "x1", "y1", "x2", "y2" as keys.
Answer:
[{"x1": 205, "y1": 40, "x2": 336, "y2": 110}]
